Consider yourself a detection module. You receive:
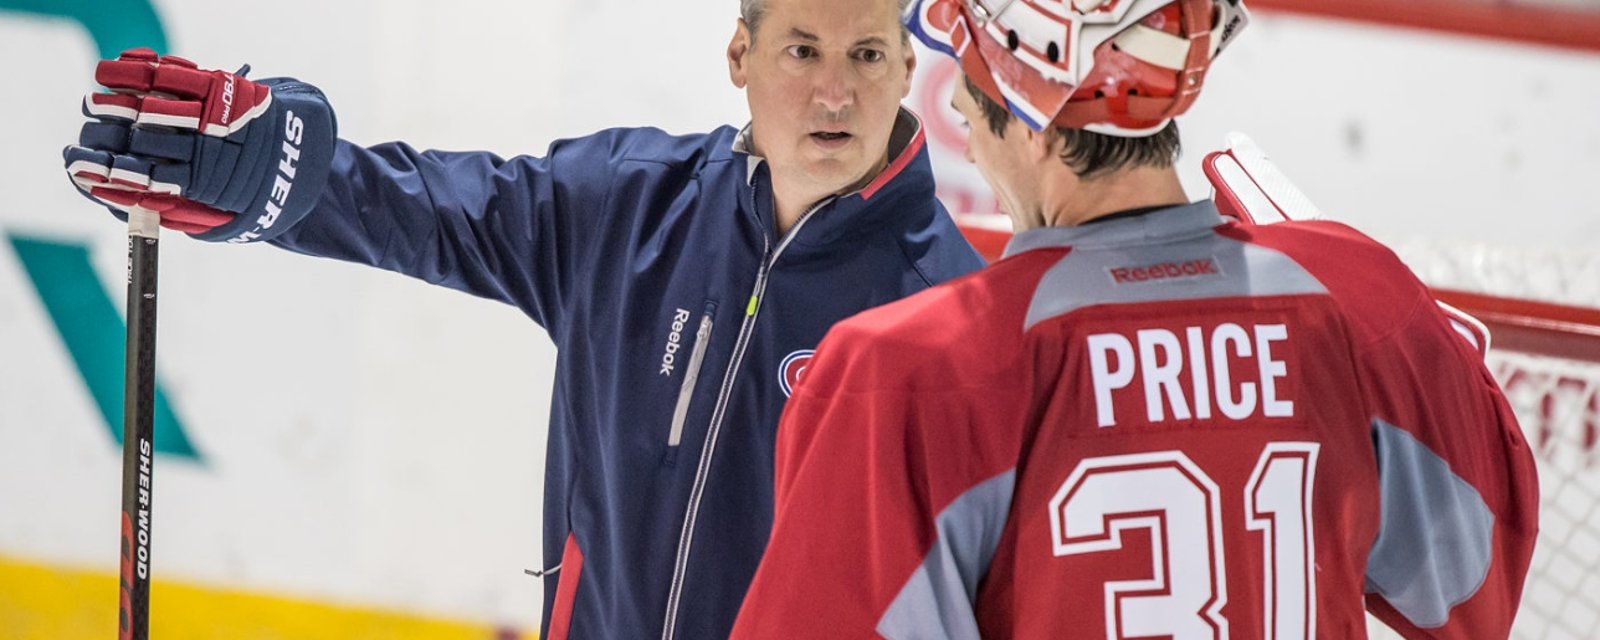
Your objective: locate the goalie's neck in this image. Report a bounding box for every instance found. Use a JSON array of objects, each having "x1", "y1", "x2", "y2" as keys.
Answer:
[{"x1": 1030, "y1": 165, "x2": 1188, "y2": 231}]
